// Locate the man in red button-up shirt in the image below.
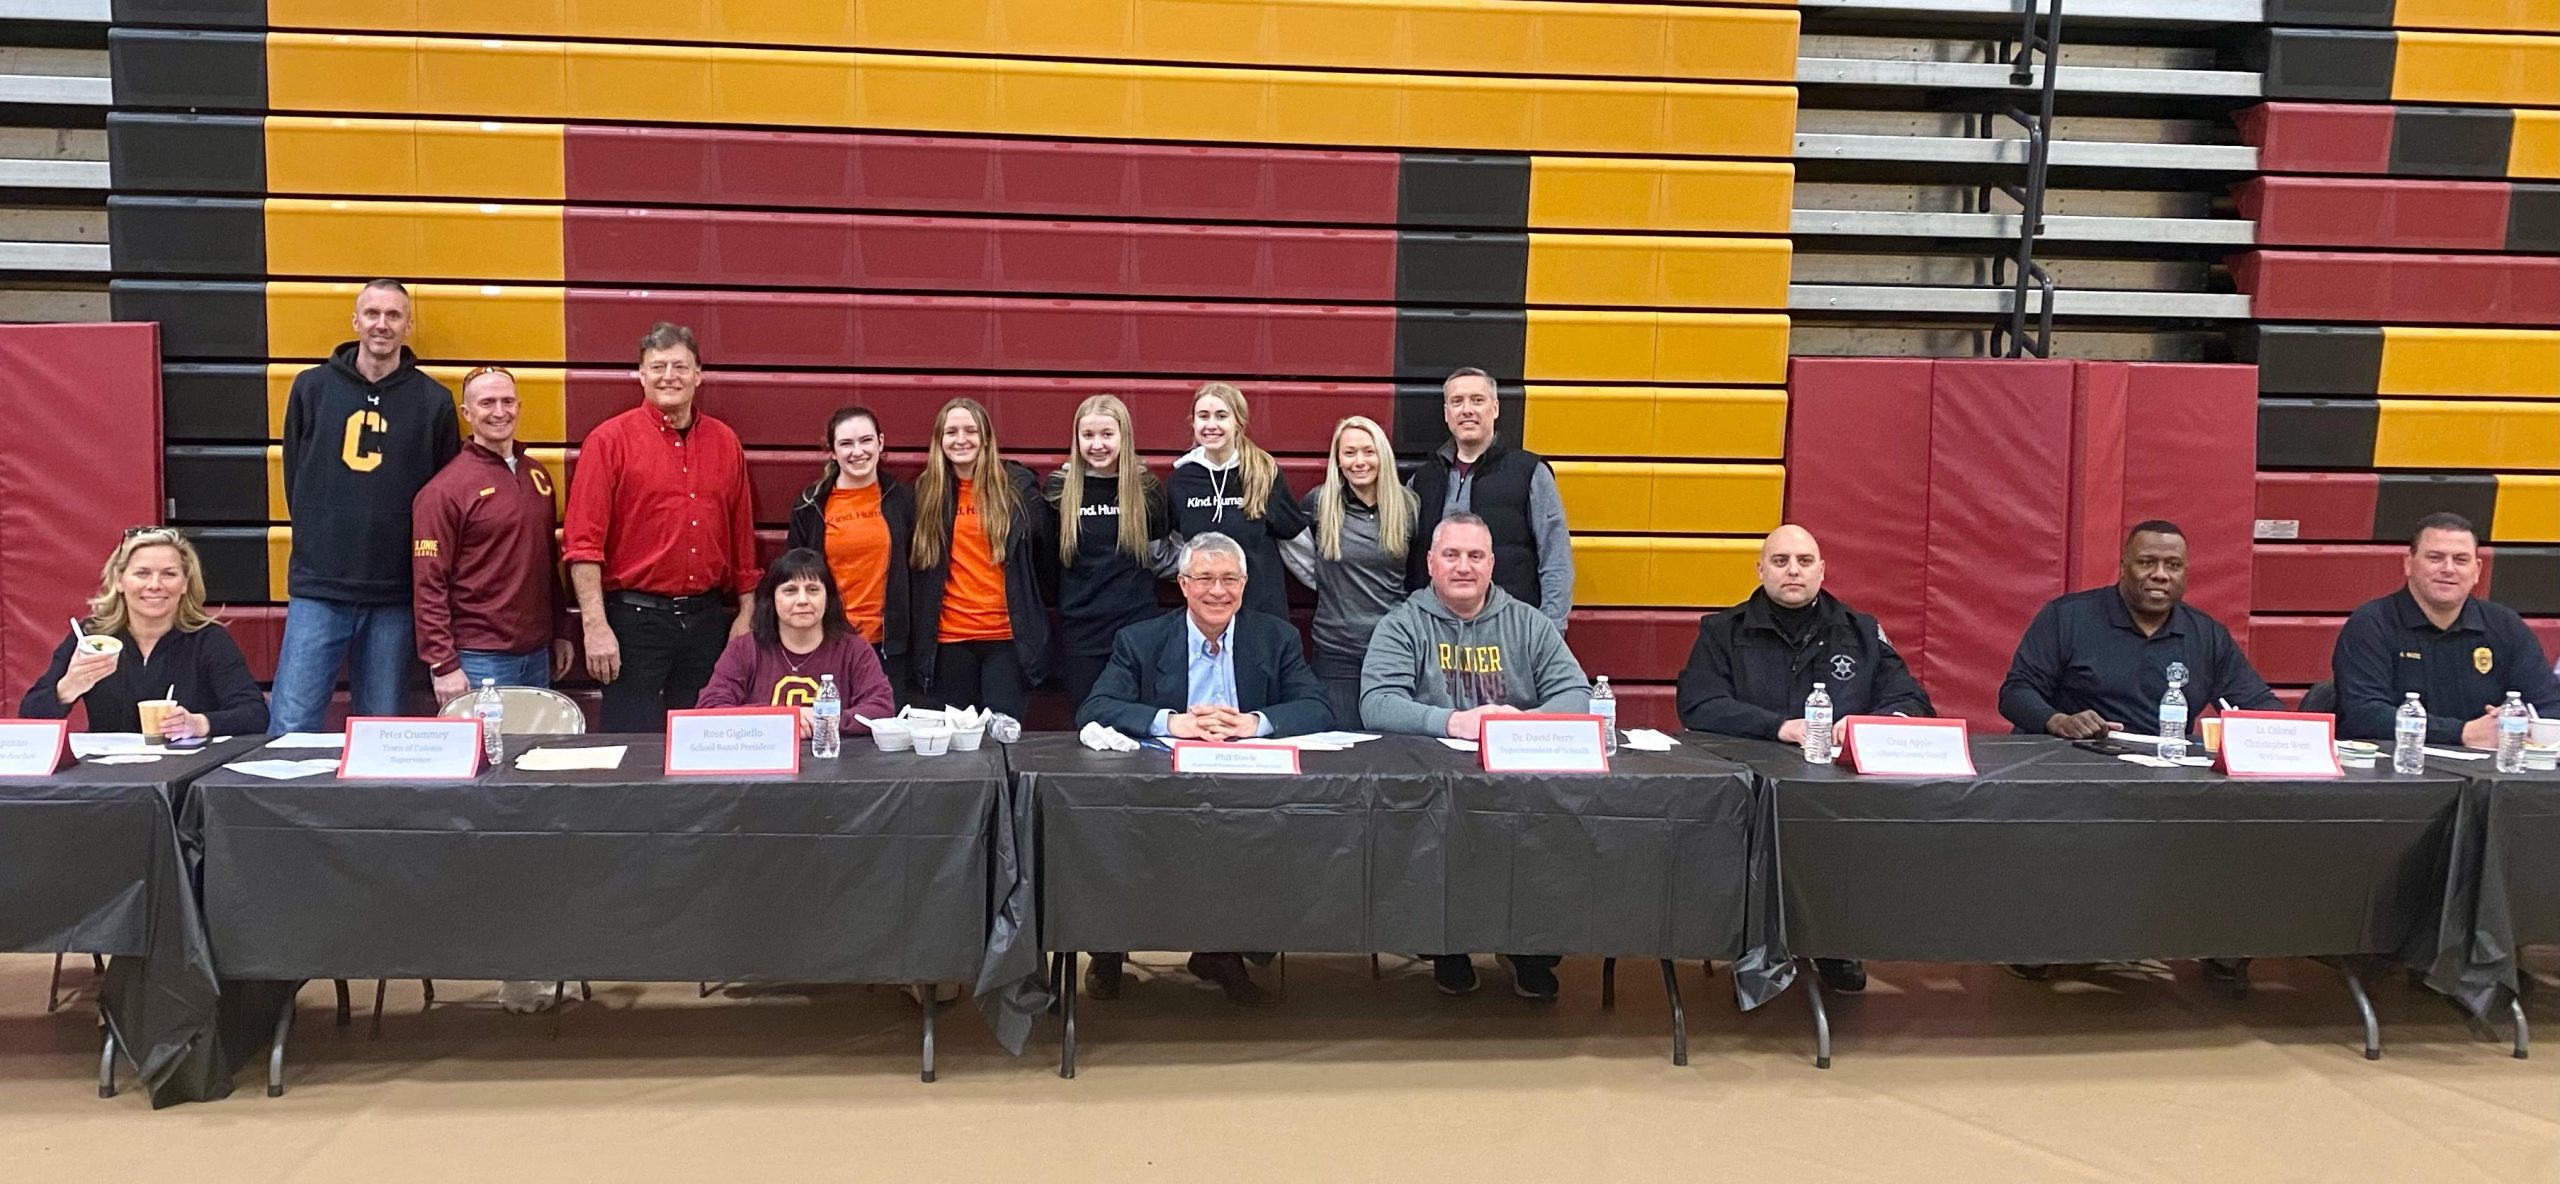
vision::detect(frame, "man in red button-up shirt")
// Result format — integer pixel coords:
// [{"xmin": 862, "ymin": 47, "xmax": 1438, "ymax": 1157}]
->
[{"xmin": 562, "ymin": 322, "xmax": 760, "ymax": 731}]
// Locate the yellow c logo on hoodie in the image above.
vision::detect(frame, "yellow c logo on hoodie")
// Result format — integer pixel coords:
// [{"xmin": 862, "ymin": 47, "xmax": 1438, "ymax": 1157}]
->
[{"xmin": 341, "ymin": 409, "xmax": 387, "ymax": 472}]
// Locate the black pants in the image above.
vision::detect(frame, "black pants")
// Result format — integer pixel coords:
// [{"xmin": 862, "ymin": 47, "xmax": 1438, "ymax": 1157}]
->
[
  {"xmin": 927, "ymin": 639, "xmax": 1029, "ymax": 720},
  {"xmin": 1056, "ymin": 650, "xmax": 1114, "ymax": 716},
  {"xmin": 600, "ymin": 596, "xmax": 731, "ymax": 733}
]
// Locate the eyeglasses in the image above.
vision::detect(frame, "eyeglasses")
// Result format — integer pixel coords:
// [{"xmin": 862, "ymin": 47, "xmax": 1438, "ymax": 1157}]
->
[
  {"xmin": 642, "ymin": 360, "xmax": 699, "ymax": 377},
  {"xmin": 461, "ymin": 364, "xmax": 515, "ymax": 385},
  {"xmin": 1180, "ymin": 574, "xmax": 1245, "ymax": 590},
  {"xmin": 122, "ymin": 525, "xmax": 181, "ymax": 541}
]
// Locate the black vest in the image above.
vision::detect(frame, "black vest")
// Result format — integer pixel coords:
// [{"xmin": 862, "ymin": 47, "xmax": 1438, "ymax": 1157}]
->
[{"xmin": 1407, "ymin": 442, "xmax": 1545, "ymax": 608}]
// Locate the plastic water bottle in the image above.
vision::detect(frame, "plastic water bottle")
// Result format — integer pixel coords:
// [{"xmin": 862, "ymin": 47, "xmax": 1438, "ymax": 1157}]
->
[
  {"xmin": 1802, "ymin": 682, "xmax": 1833, "ymax": 764},
  {"xmin": 985, "ymin": 712, "xmax": 1023, "ymax": 744},
  {"xmin": 2393, "ymin": 693, "xmax": 2428, "ymax": 774},
  {"xmin": 474, "ymin": 679, "xmax": 504, "ymax": 766},
  {"xmin": 2157, "ymin": 677, "xmax": 2189, "ymax": 762},
  {"xmin": 1590, "ymin": 675, "xmax": 1618, "ymax": 755},
  {"xmin": 2496, "ymin": 690, "xmax": 2529, "ymax": 773},
  {"xmin": 812, "ymin": 674, "xmax": 842, "ymax": 759}
]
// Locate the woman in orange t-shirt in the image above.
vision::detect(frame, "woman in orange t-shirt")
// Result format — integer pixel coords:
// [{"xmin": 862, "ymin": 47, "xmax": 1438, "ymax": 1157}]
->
[
  {"xmin": 908, "ymin": 398, "xmax": 1054, "ymax": 719},
  {"xmin": 786, "ymin": 405, "xmax": 916, "ymax": 700}
]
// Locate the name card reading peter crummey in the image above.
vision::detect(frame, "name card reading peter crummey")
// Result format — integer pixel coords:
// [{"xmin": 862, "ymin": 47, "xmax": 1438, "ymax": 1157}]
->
[
  {"xmin": 1837, "ymin": 716, "xmax": 1974, "ymax": 776},
  {"xmin": 2215, "ymin": 710, "xmax": 2343, "ymax": 778},
  {"xmin": 665, "ymin": 708, "xmax": 800, "ymax": 776},
  {"xmin": 338, "ymin": 717, "xmax": 484, "ymax": 780},
  {"xmin": 1170, "ymin": 740, "xmax": 1300, "ymax": 775},
  {"xmin": 0, "ymin": 719, "xmax": 71, "ymax": 777},
  {"xmin": 1478, "ymin": 714, "xmax": 1610, "ymax": 774}
]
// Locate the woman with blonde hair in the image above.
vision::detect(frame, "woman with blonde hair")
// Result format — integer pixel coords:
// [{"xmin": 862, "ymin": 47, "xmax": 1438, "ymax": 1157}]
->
[
  {"xmin": 21, "ymin": 527, "xmax": 268, "ymax": 739},
  {"xmin": 908, "ymin": 398, "xmax": 1053, "ymax": 718},
  {"xmin": 1282, "ymin": 416, "xmax": 1416, "ymax": 727},
  {"xmin": 1044, "ymin": 394, "xmax": 1173, "ymax": 707},
  {"xmin": 1168, "ymin": 382, "xmax": 1306, "ymax": 620}
]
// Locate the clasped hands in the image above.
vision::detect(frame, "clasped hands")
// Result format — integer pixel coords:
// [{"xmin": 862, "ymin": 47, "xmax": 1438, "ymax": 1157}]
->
[{"xmin": 1166, "ymin": 704, "xmax": 1261, "ymax": 741}]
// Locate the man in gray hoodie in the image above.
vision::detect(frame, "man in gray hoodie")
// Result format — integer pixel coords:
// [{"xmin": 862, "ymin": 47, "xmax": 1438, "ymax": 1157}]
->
[{"xmin": 1361, "ymin": 512, "xmax": 1591, "ymax": 1000}]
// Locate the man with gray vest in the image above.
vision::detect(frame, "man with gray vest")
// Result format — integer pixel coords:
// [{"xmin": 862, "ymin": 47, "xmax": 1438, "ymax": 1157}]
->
[{"xmin": 1404, "ymin": 367, "xmax": 1574, "ymax": 631}]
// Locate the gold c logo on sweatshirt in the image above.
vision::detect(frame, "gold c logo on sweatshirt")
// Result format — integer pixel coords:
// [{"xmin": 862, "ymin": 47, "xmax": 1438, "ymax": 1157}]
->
[{"xmin": 341, "ymin": 409, "xmax": 387, "ymax": 472}]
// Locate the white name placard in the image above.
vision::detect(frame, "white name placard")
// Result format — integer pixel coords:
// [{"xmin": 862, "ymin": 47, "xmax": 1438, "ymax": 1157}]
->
[
  {"xmin": 338, "ymin": 717, "xmax": 484, "ymax": 780},
  {"xmin": 1171, "ymin": 740, "xmax": 1301, "ymax": 775},
  {"xmin": 1838, "ymin": 716, "xmax": 1974, "ymax": 776},
  {"xmin": 2215, "ymin": 710, "xmax": 2343, "ymax": 778},
  {"xmin": 1478, "ymin": 714, "xmax": 1610, "ymax": 774},
  {"xmin": 665, "ymin": 708, "xmax": 800, "ymax": 776},
  {"xmin": 0, "ymin": 720, "xmax": 70, "ymax": 777}
]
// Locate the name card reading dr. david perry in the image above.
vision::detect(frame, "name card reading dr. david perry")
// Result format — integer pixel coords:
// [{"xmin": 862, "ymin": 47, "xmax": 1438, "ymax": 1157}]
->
[
  {"xmin": 339, "ymin": 717, "xmax": 483, "ymax": 780},
  {"xmin": 1478, "ymin": 714, "xmax": 1610, "ymax": 774},
  {"xmin": 665, "ymin": 709, "xmax": 801, "ymax": 776}
]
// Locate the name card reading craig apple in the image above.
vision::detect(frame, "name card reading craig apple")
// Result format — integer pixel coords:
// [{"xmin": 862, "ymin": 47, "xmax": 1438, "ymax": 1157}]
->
[
  {"xmin": 1478, "ymin": 714, "xmax": 1610, "ymax": 774},
  {"xmin": 1839, "ymin": 716, "xmax": 1973, "ymax": 776},
  {"xmin": 665, "ymin": 709, "xmax": 800, "ymax": 776},
  {"xmin": 339, "ymin": 717, "xmax": 483, "ymax": 780},
  {"xmin": 1170, "ymin": 740, "xmax": 1300, "ymax": 775},
  {"xmin": 2216, "ymin": 710, "xmax": 2343, "ymax": 778},
  {"xmin": 0, "ymin": 720, "xmax": 70, "ymax": 777}
]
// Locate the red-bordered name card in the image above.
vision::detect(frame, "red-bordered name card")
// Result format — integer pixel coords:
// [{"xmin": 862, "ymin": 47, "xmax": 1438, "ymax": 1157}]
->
[
  {"xmin": 665, "ymin": 708, "xmax": 800, "ymax": 776},
  {"xmin": 2215, "ymin": 710, "xmax": 2342, "ymax": 778},
  {"xmin": 1170, "ymin": 740, "xmax": 1300, "ymax": 775},
  {"xmin": 0, "ymin": 720, "xmax": 71, "ymax": 777},
  {"xmin": 1837, "ymin": 716, "xmax": 1973, "ymax": 776},
  {"xmin": 339, "ymin": 716, "xmax": 484, "ymax": 780},
  {"xmin": 1479, "ymin": 713, "xmax": 1609, "ymax": 774}
]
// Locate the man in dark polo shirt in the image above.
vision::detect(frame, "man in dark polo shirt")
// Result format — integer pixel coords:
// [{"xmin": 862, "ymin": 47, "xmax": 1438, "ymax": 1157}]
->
[
  {"xmin": 2332, "ymin": 512, "xmax": 2560, "ymax": 746},
  {"xmin": 1404, "ymin": 367, "xmax": 1574, "ymax": 631},
  {"xmin": 411, "ymin": 365, "xmax": 574, "ymax": 703},
  {"xmin": 1999, "ymin": 520, "xmax": 2279, "ymax": 739},
  {"xmin": 562, "ymin": 322, "xmax": 760, "ymax": 732}
]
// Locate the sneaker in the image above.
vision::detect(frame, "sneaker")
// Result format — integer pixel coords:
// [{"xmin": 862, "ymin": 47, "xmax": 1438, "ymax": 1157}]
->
[
  {"xmin": 1186, "ymin": 953, "xmax": 1278, "ymax": 1007},
  {"xmin": 905, "ymin": 982, "xmax": 962, "ymax": 1007},
  {"xmin": 498, "ymin": 980, "xmax": 556, "ymax": 1014},
  {"xmin": 1085, "ymin": 953, "xmax": 1124, "ymax": 1001},
  {"xmin": 1814, "ymin": 958, "xmax": 1868, "ymax": 993},
  {"xmin": 1432, "ymin": 955, "xmax": 1480, "ymax": 996},
  {"xmin": 1507, "ymin": 956, "xmax": 1561, "ymax": 1001},
  {"xmin": 2003, "ymin": 963, "xmax": 2054, "ymax": 982}
]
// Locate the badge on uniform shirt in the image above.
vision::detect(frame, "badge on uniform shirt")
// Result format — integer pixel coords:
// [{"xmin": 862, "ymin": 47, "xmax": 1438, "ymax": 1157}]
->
[
  {"xmin": 2475, "ymin": 646, "xmax": 2494, "ymax": 674},
  {"xmin": 477, "ymin": 487, "xmax": 496, "ymax": 498},
  {"xmin": 529, "ymin": 469, "xmax": 553, "ymax": 497},
  {"xmin": 2166, "ymin": 661, "xmax": 2189, "ymax": 687},
  {"xmin": 1830, "ymin": 654, "xmax": 1858, "ymax": 681}
]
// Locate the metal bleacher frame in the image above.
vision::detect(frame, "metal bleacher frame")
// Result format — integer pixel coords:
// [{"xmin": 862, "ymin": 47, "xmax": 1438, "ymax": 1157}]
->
[{"xmin": 0, "ymin": 0, "xmax": 109, "ymax": 315}]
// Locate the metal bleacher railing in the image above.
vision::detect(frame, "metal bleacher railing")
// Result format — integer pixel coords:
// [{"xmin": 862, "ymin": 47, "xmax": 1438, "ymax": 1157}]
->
[{"xmin": 0, "ymin": 0, "xmax": 109, "ymax": 318}]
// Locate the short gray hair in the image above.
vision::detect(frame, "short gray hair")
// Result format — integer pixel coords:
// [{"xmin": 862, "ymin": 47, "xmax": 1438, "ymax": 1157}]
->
[
  {"xmin": 1178, "ymin": 532, "xmax": 1248, "ymax": 578},
  {"xmin": 1432, "ymin": 512, "xmax": 1490, "ymax": 549}
]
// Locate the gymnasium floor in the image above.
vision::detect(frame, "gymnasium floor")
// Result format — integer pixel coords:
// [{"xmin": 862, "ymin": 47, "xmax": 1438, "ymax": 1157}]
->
[{"xmin": 1, "ymin": 953, "xmax": 2551, "ymax": 1182}]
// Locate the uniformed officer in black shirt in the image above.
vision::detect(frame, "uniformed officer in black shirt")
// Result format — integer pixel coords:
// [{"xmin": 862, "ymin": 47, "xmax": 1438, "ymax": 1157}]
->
[
  {"xmin": 1677, "ymin": 523, "xmax": 1932, "ymax": 995},
  {"xmin": 1999, "ymin": 520, "xmax": 2278, "ymax": 739},
  {"xmin": 2331, "ymin": 511, "xmax": 2560, "ymax": 746}
]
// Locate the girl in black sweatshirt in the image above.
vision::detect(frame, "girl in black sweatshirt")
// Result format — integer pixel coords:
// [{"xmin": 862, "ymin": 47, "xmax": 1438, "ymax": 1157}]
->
[
  {"xmin": 1168, "ymin": 382, "xmax": 1305, "ymax": 621},
  {"xmin": 1043, "ymin": 394, "xmax": 1174, "ymax": 708}
]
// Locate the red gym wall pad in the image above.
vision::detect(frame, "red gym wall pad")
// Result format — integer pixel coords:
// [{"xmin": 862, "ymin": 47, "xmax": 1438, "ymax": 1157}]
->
[{"xmin": 2230, "ymin": 250, "xmax": 2560, "ymax": 325}]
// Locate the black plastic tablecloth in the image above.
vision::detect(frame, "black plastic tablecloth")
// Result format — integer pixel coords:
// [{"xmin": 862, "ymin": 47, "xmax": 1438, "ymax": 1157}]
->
[
  {"xmin": 1012, "ymin": 735, "xmax": 1762, "ymax": 969},
  {"xmin": 2413, "ymin": 767, "xmax": 2560, "ymax": 1014},
  {"xmin": 0, "ymin": 737, "xmax": 259, "ymax": 1106},
  {"xmin": 184, "ymin": 736, "xmax": 1045, "ymax": 1065},
  {"xmin": 1697, "ymin": 736, "xmax": 2466, "ymax": 967}
]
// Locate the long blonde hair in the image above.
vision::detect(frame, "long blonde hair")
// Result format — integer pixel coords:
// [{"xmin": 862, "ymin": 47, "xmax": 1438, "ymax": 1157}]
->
[
  {"xmin": 1192, "ymin": 382, "xmax": 1278, "ymax": 520},
  {"xmin": 911, "ymin": 398, "xmax": 1020, "ymax": 570},
  {"xmin": 1057, "ymin": 394, "xmax": 1152, "ymax": 565},
  {"xmin": 86, "ymin": 528, "xmax": 217, "ymax": 637},
  {"xmin": 1314, "ymin": 415, "xmax": 1413, "ymax": 562}
]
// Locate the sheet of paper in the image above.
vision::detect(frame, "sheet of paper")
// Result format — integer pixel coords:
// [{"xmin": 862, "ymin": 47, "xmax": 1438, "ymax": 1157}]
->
[
  {"xmin": 85, "ymin": 753, "xmax": 166, "ymax": 765},
  {"xmin": 515, "ymin": 745, "xmax": 627, "ymax": 772},
  {"xmin": 1438, "ymin": 738, "xmax": 1479, "ymax": 752},
  {"xmin": 2422, "ymin": 746, "xmax": 2492, "ymax": 761},
  {"xmin": 2105, "ymin": 731, "xmax": 2171, "ymax": 747},
  {"xmin": 267, "ymin": 732, "xmax": 347, "ymax": 750},
  {"xmin": 69, "ymin": 733, "xmax": 155, "ymax": 757},
  {"xmin": 1261, "ymin": 731, "xmax": 1381, "ymax": 751},
  {"xmin": 2117, "ymin": 753, "xmax": 2177, "ymax": 768},
  {"xmin": 225, "ymin": 758, "xmax": 343, "ymax": 781}
]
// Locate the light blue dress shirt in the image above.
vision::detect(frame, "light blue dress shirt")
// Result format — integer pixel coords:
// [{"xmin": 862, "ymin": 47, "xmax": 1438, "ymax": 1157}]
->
[{"xmin": 1150, "ymin": 614, "xmax": 1273, "ymax": 738}]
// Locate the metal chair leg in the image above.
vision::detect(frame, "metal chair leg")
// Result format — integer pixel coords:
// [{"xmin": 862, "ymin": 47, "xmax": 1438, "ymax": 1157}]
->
[
  {"xmin": 267, "ymin": 992, "xmax": 296, "ymax": 1097},
  {"xmin": 420, "ymin": 980, "xmax": 435, "ymax": 1007},
  {"xmin": 46, "ymin": 951, "xmax": 67, "ymax": 1014},
  {"xmin": 98, "ymin": 1022, "xmax": 117, "ymax": 1099},
  {"xmin": 1659, "ymin": 959, "xmax": 1688, "ymax": 1067},
  {"xmin": 2512, "ymin": 996, "xmax": 2531, "ymax": 1060},
  {"xmin": 921, "ymin": 990, "xmax": 939, "ymax": 1084},
  {"xmin": 369, "ymin": 980, "xmax": 387, "ymax": 1039},
  {"xmin": 1601, "ymin": 957, "xmax": 1617, "ymax": 1009},
  {"xmin": 333, "ymin": 979, "xmax": 352, "ymax": 1027},
  {"xmin": 1805, "ymin": 959, "xmax": 1833, "ymax": 1070},
  {"xmin": 1369, "ymin": 953, "xmax": 1381, "ymax": 980},
  {"xmin": 548, "ymin": 981, "xmax": 568, "ymax": 1040},
  {"xmin": 579, "ymin": 981, "xmax": 593, "ymax": 1001},
  {"xmin": 1275, "ymin": 951, "xmax": 1287, "ymax": 1001},
  {"xmin": 1059, "ymin": 952, "xmax": 1079, "ymax": 1080}
]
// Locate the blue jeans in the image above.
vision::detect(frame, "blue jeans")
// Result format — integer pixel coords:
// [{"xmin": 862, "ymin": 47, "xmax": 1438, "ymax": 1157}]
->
[
  {"xmin": 457, "ymin": 648, "xmax": 551, "ymax": 692},
  {"xmin": 267, "ymin": 598, "xmax": 416, "ymax": 734}
]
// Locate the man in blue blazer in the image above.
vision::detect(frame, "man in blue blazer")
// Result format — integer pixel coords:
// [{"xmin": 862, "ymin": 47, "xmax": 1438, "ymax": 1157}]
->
[{"xmin": 1072, "ymin": 531, "xmax": 1333, "ymax": 1006}]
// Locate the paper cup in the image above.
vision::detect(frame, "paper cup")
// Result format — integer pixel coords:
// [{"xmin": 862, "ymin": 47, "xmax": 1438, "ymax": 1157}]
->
[
  {"xmin": 911, "ymin": 724, "xmax": 953, "ymax": 757},
  {"xmin": 949, "ymin": 725, "xmax": 985, "ymax": 752},
  {"xmin": 137, "ymin": 698, "xmax": 178, "ymax": 744},
  {"xmin": 2530, "ymin": 718, "xmax": 2560, "ymax": 748},
  {"xmin": 870, "ymin": 720, "xmax": 913, "ymax": 753},
  {"xmin": 77, "ymin": 634, "xmax": 123, "ymax": 658},
  {"xmin": 2200, "ymin": 717, "xmax": 2222, "ymax": 754}
]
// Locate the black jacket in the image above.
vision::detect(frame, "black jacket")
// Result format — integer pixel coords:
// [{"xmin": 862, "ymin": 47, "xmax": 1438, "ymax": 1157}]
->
[
  {"xmin": 279, "ymin": 342, "xmax": 461, "ymax": 603},
  {"xmin": 785, "ymin": 468, "xmax": 916, "ymax": 658},
  {"xmin": 1407, "ymin": 439, "xmax": 1551, "ymax": 610},
  {"xmin": 1676, "ymin": 589, "xmax": 1932, "ymax": 739},
  {"xmin": 1168, "ymin": 452, "xmax": 1305, "ymax": 621},
  {"xmin": 908, "ymin": 461, "xmax": 1057, "ymax": 690},
  {"xmin": 1043, "ymin": 466, "xmax": 1174, "ymax": 657},
  {"xmin": 21, "ymin": 623, "xmax": 270, "ymax": 736},
  {"xmin": 1074, "ymin": 608, "xmax": 1332, "ymax": 738}
]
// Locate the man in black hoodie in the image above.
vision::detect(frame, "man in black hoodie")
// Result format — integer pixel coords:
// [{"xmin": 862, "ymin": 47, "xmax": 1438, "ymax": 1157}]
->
[{"xmin": 269, "ymin": 280, "xmax": 462, "ymax": 733}]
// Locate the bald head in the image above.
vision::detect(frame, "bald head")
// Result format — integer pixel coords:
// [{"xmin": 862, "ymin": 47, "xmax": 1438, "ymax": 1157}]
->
[{"xmin": 1758, "ymin": 525, "xmax": 1824, "ymax": 608}]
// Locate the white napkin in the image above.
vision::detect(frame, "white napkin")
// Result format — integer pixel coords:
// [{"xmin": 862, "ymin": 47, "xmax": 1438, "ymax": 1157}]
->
[
  {"xmin": 515, "ymin": 745, "xmax": 627, "ymax": 771},
  {"xmin": 1078, "ymin": 722, "xmax": 1140, "ymax": 752},
  {"xmin": 1621, "ymin": 728, "xmax": 1679, "ymax": 752},
  {"xmin": 267, "ymin": 732, "xmax": 347, "ymax": 750},
  {"xmin": 226, "ymin": 758, "xmax": 342, "ymax": 781},
  {"xmin": 86, "ymin": 753, "xmax": 166, "ymax": 765},
  {"xmin": 70, "ymin": 733, "xmax": 155, "ymax": 757}
]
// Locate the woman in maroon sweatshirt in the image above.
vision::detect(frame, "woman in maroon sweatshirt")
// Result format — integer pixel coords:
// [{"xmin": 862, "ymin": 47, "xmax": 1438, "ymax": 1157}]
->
[{"xmin": 696, "ymin": 549, "xmax": 895, "ymax": 733}]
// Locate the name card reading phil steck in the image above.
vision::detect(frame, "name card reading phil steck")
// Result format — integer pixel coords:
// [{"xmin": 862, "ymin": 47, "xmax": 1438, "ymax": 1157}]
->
[
  {"xmin": 1171, "ymin": 740, "xmax": 1300, "ymax": 775},
  {"xmin": 665, "ymin": 708, "xmax": 801, "ymax": 776},
  {"xmin": 1478, "ymin": 714, "xmax": 1610, "ymax": 774},
  {"xmin": 2216, "ymin": 710, "xmax": 2344, "ymax": 778},
  {"xmin": 0, "ymin": 720, "xmax": 70, "ymax": 777},
  {"xmin": 338, "ymin": 717, "xmax": 483, "ymax": 780},
  {"xmin": 1839, "ymin": 716, "xmax": 1974, "ymax": 776}
]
